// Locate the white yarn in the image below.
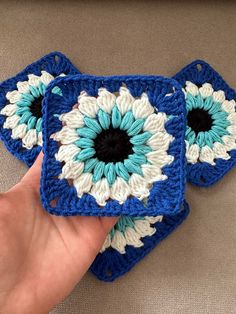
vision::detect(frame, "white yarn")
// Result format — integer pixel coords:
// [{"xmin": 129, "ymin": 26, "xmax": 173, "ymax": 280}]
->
[
  {"xmin": 22, "ymin": 129, "xmax": 38, "ymax": 149},
  {"xmin": 55, "ymin": 144, "xmax": 80, "ymax": 163},
  {"xmin": 59, "ymin": 161, "xmax": 84, "ymax": 180},
  {"xmin": 73, "ymin": 173, "xmax": 93, "ymax": 197},
  {"xmin": 11, "ymin": 123, "xmax": 27, "ymax": 139},
  {"xmin": 0, "ymin": 104, "xmax": 17, "ymax": 116},
  {"xmin": 60, "ymin": 109, "xmax": 84, "ymax": 128},
  {"xmin": 116, "ymin": 87, "xmax": 134, "ymax": 115},
  {"xmin": 132, "ymin": 93, "xmax": 154, "ymax": 119},
  {"xmin": 143, "ymin": 112, "xmax": 167, "ymax": 133},
  {"xmin": 97, "ymin": 88, "xmax": 116, "ymax": 114}
]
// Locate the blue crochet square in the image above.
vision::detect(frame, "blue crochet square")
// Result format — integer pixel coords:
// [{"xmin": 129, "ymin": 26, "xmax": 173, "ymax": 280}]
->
[
  {"xmin": 0, "ymin": 52, "xmax": 80, "ymax": 166},
  {"xmin": 41, "ymin": 74, "xmax": 186, "ymax": 217},
  {"xmin": 90, "ymin": 201, "xmax": 189, "ymax": 281},
  {"xmin": 173, "ymin": 60, "xmax": 236, "ymax": 187}
]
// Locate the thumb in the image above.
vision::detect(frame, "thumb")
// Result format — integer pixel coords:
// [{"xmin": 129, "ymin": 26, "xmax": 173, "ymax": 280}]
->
[{"xmin": 20, "ymin": 152, "xmax": 43, "ymax": 192}]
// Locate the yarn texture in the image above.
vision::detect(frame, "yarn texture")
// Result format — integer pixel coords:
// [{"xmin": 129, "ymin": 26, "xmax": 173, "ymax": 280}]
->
[
  {"xmin": 41, "ymin": 75, "xmax": 186, "ymax": 217},
  {"xmin": 173, "ymin": 60, "xmax": 236, "ymax": 187},
  {"xmin": 0, "ymin": 52, "xmax": 80, "ymax": 166},
  {"xmin": 90, "ymin": 200, "xmax": 190, "ymax": 281}
]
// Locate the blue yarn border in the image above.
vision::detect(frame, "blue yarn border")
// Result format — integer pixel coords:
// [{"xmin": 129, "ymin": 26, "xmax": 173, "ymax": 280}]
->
[
  {"xmin": 173, "ymin": 59, "xmax": 236, "ymax": 187},
  {"xmin": 0, "ymin": 51, "xmax": 81, "ymax": 167},
  {"xmin": 41, "ymin": 74, "xmax": 186, "ymax": 217},
  {"xmin": 90, "ymin": 200, "xmax": 190, "ymax": 282}
]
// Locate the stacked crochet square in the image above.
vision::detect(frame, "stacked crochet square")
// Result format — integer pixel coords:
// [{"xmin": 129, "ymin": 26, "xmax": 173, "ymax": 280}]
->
[
  {"xmin": 174, "ymin": 60, "xmax": 236, "ymax": 186},
  {"xmin": 0, "ymin": 52, "xmax": 80, "ymax": 166}
]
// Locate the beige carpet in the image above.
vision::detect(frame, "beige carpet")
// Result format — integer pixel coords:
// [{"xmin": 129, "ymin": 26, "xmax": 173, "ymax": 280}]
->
[{"xmin": 0, "ymin": 1, "xmax": 236, "ymax": 313}]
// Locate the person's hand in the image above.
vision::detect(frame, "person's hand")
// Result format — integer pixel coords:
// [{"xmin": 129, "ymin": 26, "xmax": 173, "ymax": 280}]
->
[{"xmin": 0, "ymin": 153, "xmax": 118, "ymax": 314}]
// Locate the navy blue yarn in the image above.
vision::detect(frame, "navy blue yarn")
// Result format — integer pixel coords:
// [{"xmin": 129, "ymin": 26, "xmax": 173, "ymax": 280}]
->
[
  {"xmin": 0, "ymin": 51, "xmax": 81, "ymax": 167},
  {"xmin": 90, "ymin": 200, "xmax": 190, "ymax": 282},
  {"xmin": 41, "ymin": 74, "xmax": 187, "ymax": 217},
  {"xmin": 173, "ymin": 60, "xmax": 236, "ymax": 187}
]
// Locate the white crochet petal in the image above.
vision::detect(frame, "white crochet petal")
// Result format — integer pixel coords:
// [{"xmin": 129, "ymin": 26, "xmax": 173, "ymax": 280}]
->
[
  {"xmin": 97, "ymin": 88, "xmax": 116, "ymax": 114},
  {"xmin": 73, "ymin": 173, "xmax": 93, "ymax": 197},
  {"xmin": 116, "ymin": 87, "xmax": 134, "ymax": 115},
  {"xmin": 59, "ymin": 161, "xmax": 84, "ymax": 180},
  {"xmin": 22, "ymin": 129, "xmax": 38, "ymax": 149},
  {"xmin": 0, "ymin": 104, "xmax": 17, "ymax": 116},
  {"xmin": 40, "ymin": 71, "xmax": 54, "ymax": 85},
  {"xmin": 3, "ymin": 115, "xmax": 20, "ymax": 129},
  {"xmin": 227, "ymin": 112, "xmax": 236, "ymax": 124},
  {"xmin": 90, "ymin": 178, "xmax": 110, "ymax": 206},
  {"xmin": 78, "ymin": 93, "xmax": 99, "ymax": 118},
  {"xmin": 212, "ymin": 142, "xmax": 230, "ymax": 160},
  {"xmin": 129, "ymin": 173, "xmax": 150, "ymax": 200},
  {"xmin": 186, "ymin": 143, "xmax": 200, "ymax": 164},
  {"xmin": 11, "ymin": 123, "xmax": 27, "ymax": 139},
  {"xmin": 55, "ymin": 144, "xmax": 80, "ymax": 162},
  {"xmin": 199, "ymin": 146, "xmax": 215, "ymax": 165},
  {"xmin": 213, "ymin": 90, "xmax": 225, "ymax": 103},
  {"xmin": 227, "ymin": 125, "xmax": 236, "ymax": 136},
  {"xmin": 28, "ymin": 74, "xmax": 41, "ymax": 87},
  {"xmin": 221, "ymin": 100, "xmax": 236, "ymax": 113},
  {"xmin": 6, "ymin": 90, "xmax": 21, "ymax": 103},
  {"xmin": 143, "ymin": 112, "xmax": 167, "ymax": 133},
  {"xmin": 124, "ymin": 227, "xmax": 143, "ymax": 248},
  {"xmin": 51, "ymin": 126, "xmax": 78, "ymax": 144},
  {"xmin": 145, "ymin": 216, "xmax": 163, "ymax": 224},
  {"xmin": 132, "ymin": 93, "xmax": 154, "ymax": 119},
  {"xmin": 141, "ymin": 164, "xmax": 166, "ymax": 183},
  {"xmin": 199, "ymin": 83, "xmax": 214, "ymax": 98},
  {"xmin": 185, "ymin": 81, "xmax": 199, "ymax": 96},
  {"xmin": 134, "ymin": 219, "xmax": 156, "ymax": 237},
  {"xmin": 146, "ymin": 150, "xmax": 174, "ymax": 168},
  {"xmin": 222, "ymin": 135, "xmax": 236, "ymax": 151},
  {"xmin": 60, "ymin": 109, "xmax": 84, "ymax": 128},
  {"xmin": 16, "ymin": 81, "xmax": 30, "ymax": 94},
  {"xmin": 110, "ymin": 230, "xmax": 127, "ymax": 254},
  {"xmin": 110, "ymin": 177, "xmax": 131, "ymax": 204},
  {"xmin": 146, "ymin": 132, "xmax": 173, "ymax": 150}
]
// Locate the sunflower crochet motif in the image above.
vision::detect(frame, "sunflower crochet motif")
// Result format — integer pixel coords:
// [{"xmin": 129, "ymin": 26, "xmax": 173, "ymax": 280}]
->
[
  {"xmin": 174, "ymin": 60, "xmax": 236, "ymax": 187},
  {"xmin": 0, "ymin": 52, "xmax": 80, "ymax": 166},
  {"xmin": 41, "ymin": 75, "xmax": 186, "ymax": 217},
  {"xmin": 51, "ymin": 87, "xmax": 174, "ymax": 206}
]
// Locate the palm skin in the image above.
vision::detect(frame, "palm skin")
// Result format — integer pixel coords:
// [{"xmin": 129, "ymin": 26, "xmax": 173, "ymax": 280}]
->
[{"xmin": 0, "ymin": 154, "xmax": 118, "ymax": 314}]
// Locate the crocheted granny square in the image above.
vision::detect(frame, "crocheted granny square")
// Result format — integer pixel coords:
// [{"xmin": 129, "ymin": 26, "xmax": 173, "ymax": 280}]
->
[
  {"xmin": 0, "ymin": 51, "xmax": 80, "ymax": 166},
  {"xmin": 41, "ymin": 74, "xmax": 186, "ymax": 217},
  {"xmin": 90, "ymin": 200, "xmax": 189, "ymax": 281},
  {"xmin": 173, "ymin": 60, "xmax": 236, "ymax": 187}
]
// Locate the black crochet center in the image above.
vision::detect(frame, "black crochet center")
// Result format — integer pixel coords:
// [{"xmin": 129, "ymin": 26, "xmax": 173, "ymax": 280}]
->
[
  {"xmin": 94, "ymin": 128, "xmax": 133, "ymax": 162},
  {"xmin": 30, "ymin": 95, "xmax": 43, "ymax": 119},
  {"xmin": 187, "ymin": 108, "xmax": 213, "ymax": 133}
]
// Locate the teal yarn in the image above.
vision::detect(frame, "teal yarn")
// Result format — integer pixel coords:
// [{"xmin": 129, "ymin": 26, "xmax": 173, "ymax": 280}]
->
[
  {"xmin": 130, "ymin": 132, "xmax": 152, "ymax": 145},
  {"xmin": 76, "ymin": 147, "xmax": 95, "ymax": 161},
  {"xmin": 120, "ymin": 111, "xmax": 134, "ymax": 130},
  {"xmin": 127, "ymin": 118, "xmax": 145, "ymax": 136},
  {"xmin": 111, "ymin": 105, "xmax": 122, "ymax": 128},
  {"xmin": 93, "ymin": 161, "xmax": 106, "ymax": 183},
  {"xmin": 104, "ymin": 162, "xmax": 116, "ymax": 185},
  {"xmin": 98, "ymin": 109, "xmax": 110, "ymax": 130},
  {"xmin": 115, "ymin": 161, "xmax": 130, "ymax": 182}
]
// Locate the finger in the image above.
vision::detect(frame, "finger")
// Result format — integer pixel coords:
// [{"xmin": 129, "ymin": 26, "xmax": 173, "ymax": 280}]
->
[{"xmin": 20, "ymin": 152, "xmax": 43, "ymax": 192}]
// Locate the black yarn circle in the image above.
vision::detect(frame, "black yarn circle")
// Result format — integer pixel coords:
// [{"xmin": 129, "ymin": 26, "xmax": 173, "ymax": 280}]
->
[
  {"xmin": 30, "ymin": 95, "xmax": 43, "ymax": 119},
  {"xmin": 187, "ymin": 108, "xmax": 213, "ymax": 133},
  {"xmin": 94, "ymin": 128, "xmax": 133, "ymax": 163}
]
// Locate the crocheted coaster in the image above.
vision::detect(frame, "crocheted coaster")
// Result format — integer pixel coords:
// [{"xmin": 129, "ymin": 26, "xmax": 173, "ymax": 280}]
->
[
  {"xmin": 41, "ymin": 74, "xmax": 186, "ymax": 217},
  {"xmin": 173, "ymin": 60, "xmax": 236, "ymax": 187},
  {"xmin": 90, "ymin": 200, "xmax": 189, "ymax": 282},
  {"xmin": 0, "ymin": 52, "xmax": 80, "ymax": 166}
]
